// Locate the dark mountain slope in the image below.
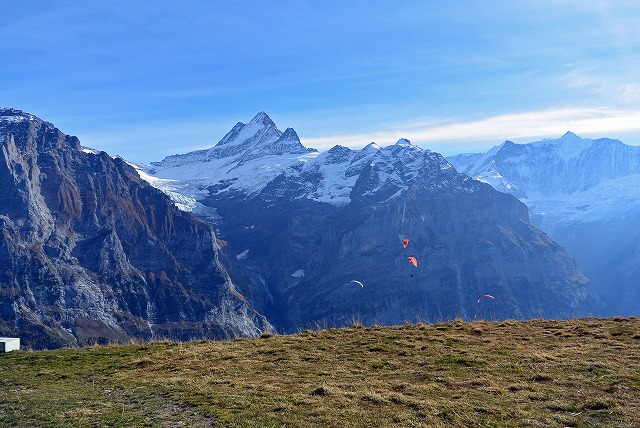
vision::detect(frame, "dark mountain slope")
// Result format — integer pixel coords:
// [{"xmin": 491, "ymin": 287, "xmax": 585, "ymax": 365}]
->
[{"xmin": 203, "ymin": 148, "xmax": 594, "ymax": 330}]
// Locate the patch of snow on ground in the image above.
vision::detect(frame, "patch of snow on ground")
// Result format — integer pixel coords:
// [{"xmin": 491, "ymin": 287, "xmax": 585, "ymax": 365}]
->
[
  {"xmin": 0, "ymin": 115, "xmax": 27, "ymax": 123},
  {"xmin": 135, "ymin": 165, "xmax": 199, "ymax": 212},
  {"xmin": 236, "ymin": 249, "xmax": 249, "ymax": 260},
  {"xmin": 311, "ymin": 159, "xmax": 357, "ymax": 205},
  {"xmin": 475, "ymin": 169, "xmax": 515, "ymax": 192},
  {"xmin": 81, "ymin": 147, "xmax": 99, "ymax": 155},
  {"xmin": 457, "ymin": 142, "xmax": 504, "ymax": 176},
  {"xmin": 291, "ymin": 269, "xmax": 305, "ymax": 278}
]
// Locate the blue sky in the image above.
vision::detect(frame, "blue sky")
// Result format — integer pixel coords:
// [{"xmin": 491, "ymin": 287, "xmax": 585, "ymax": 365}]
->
[{"xmin": 2, "ymin": 1, "xmax": 639, "ymax": 163}]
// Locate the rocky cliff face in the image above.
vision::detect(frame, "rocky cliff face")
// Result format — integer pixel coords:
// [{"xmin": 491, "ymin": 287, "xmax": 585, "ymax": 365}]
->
[
  {"xmin": 0, "ymin": 108, "xmax": 271, "ymax": 349},
  {"xmin": 143, "ymin": 114, "xmax": 598, "ymax": 332}
]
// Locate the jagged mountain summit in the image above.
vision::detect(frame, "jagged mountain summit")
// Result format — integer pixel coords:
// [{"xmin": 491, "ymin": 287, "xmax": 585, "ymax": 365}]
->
[
  {"xmin": 141, "ymin": 113, "xmax": 597, "ymax": 331},
  {"xmin": 154, "ymin": 111, "xmax": 315, "ymax": 170},
  {"xmin": 0, "ymin": 108, "xmax": 272, "ymax": 349},
  {"xmin": 139, "ymin": 112, "xmax": 319, "ymax": 213},
  {"xmin": 447, "ymin": 132, "xmax": 640, "ymax": 315}
]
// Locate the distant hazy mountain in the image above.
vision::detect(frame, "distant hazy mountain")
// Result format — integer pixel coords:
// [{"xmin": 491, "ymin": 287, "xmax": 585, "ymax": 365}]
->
[
  {"xmin": 141, "ymin": 113, "xmax": 597, "ymax": 331},
  {"xmin": 0, "ymin": 108, "xmax": 271, "ymax": 349},
  {"xmin": 448, "ymin": 132, "xmax": 640, "ymax": 315}
]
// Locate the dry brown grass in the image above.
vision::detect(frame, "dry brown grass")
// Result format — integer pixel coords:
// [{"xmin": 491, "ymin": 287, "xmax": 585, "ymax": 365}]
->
[{"xmin": 1, "ymin": 317, "xmax": 639, "ymax": 427}]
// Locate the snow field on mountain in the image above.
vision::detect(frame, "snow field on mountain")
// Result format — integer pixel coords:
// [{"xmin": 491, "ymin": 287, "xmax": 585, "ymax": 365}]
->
[{"xmin": 523, "ymin": 173, "xmax": 640, "ymax": 225}]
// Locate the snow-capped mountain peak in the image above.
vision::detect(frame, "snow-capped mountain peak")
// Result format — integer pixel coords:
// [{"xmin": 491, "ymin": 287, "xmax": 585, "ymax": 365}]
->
[
  {"xmin": 138, "ymin": 114, "xmax": 469, "ymax": 214},
  {"xmin": 216, "ymin": 112, "xmax": 277, "ymax": 146},
  {"xmin": 248, "ymin": 111, "xmax": 276, "ymax": 128},
  {"xmin": 448, "ymin": 132, "xmax": 640, "ymax": 198},
  {"xmin": 149, "ymin": 112, "xmax": 288, "ymax": 170},
  {"xmin": 561, "ymin": 130, "xmax": 579, "ymax": 140},
  {"xmin": 1, "ymin": 107, "xmax": 54, "ymax": 129},
  {"xmin": 363, "ymin": 142, "xmax": 380, "ymax": 152},
  {"xmin": 528, "ymin": 131, "xmax": 594, "ymax": 161},
  {"xmin": 210, "ymin": 112, "xmax": 281, "ymax": 154}
]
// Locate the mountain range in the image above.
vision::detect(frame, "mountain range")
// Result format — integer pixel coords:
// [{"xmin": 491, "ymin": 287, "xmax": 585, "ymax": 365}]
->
[
  {"xmin": 1, "ymin": 109, "xmax": 604, "ymax": 349},
  {"xmin": 140, "ymin": 112, "xmax": 596, "ymax": 332},
  {"xmin": 447, "ymin": 132, "xmax": 640, "ymax": 315}
]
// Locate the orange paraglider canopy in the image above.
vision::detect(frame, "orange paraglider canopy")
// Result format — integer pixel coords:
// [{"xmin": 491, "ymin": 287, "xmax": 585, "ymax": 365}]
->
[
  {"xmin": 402, "ymin": 239, "xmax": 409, "ymax": 248},
  {"xmin": 407, "ymin": 256, "xmax": 418, "ymax": 267}
]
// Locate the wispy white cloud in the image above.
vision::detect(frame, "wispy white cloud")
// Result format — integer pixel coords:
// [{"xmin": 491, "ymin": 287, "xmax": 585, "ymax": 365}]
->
[
  {"xmin": 559, "ymin": 65, "xmax": 640, "ymax": 105},
  {"xmin": 618, "ymin": 84, "xmax": 640, "ymax": 102},
  {"xmin": 302, "ymin": 107, "xmax": 640, "ymax": 151}
]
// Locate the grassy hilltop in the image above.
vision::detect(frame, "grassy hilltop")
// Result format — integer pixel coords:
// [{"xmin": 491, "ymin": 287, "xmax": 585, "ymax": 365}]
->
[{"xmin": 1, "ymin": 317, "xmax": 639, "ymax": 427}]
